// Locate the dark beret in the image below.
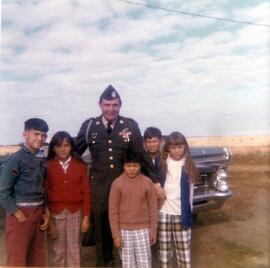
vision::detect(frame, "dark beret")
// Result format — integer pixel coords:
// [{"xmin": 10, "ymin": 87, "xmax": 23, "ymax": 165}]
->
[{"xmin": 24, "ymin": 118, "xmax": 49, "ymax": 132}]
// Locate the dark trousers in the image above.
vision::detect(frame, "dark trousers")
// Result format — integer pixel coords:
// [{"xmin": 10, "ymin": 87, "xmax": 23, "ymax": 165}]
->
[
  {"xmin": 92, "ymin": 206, "xmax": 114, "ymax": 267},
  {"xmin": 5, "ymin": 206, "xmax": 45, "ymax": 267}
]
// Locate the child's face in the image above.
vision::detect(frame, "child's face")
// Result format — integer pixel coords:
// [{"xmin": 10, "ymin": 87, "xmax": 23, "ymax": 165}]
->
[
  {"xmin": 54, "ymin": 138, "xmax": 72, "ymax": 161},
  {"xmin": 123, "ymin": 162, "xmax": 141, "ymax": 178},
  {"xmin": 168, "ymin": 144, "xmax": 186, "ymax": 161},
  {"xmin": 23, "ymin": 129, "xmax": 47, "ymax": 153},
  {"xmin": 144, "ymin": 137, "xmax": 161, "ymax": 156}
]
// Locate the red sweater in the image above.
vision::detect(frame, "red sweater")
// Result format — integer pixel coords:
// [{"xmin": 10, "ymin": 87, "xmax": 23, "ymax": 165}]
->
[
  {"xmin": 46, "ymin": 158, "xmax": 90, "ymax": 216},
  {"xmin": 109, "ymin": 173, "xmax": 158, "ymax": 239}
]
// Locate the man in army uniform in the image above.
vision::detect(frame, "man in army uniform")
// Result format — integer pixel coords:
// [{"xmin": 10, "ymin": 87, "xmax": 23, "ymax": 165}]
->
[{"xmin": 76, "ymin": 85, "xmax": 162, "ymax": 267}]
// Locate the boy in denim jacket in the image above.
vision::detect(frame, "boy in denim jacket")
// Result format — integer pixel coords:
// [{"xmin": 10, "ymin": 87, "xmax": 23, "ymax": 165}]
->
[{"xmin": 0, "ymin": 118, "xmax": 50, "ymax": 267}]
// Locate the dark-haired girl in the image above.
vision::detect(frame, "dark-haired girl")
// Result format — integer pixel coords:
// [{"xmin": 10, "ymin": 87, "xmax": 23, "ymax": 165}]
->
[
  {"xmin": 158, "ymin": 132, "xmax": 198, "ymax": 268},
  {"xmin": 46, "ymin": 131, "xmax": 90, "ymax": 267}
]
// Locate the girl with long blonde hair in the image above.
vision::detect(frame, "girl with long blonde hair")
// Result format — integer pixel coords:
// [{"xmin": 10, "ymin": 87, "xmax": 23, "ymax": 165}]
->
[{"xmin": 158, "ymin": 131, "xmax": 198, "ymax": 268}]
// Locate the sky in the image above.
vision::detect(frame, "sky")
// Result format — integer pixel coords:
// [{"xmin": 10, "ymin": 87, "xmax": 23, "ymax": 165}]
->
[{"xmin": 1, "ymin": 0, "xmax": 269, "ymax": 145}]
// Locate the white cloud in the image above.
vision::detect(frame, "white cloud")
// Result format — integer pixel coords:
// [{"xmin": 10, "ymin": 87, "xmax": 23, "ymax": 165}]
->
[
  {"xmin": 1, "ymin": 0, "xmax": 269, "ymax": 144},
  {"xmin": 232, "ymin": 2, "xmax": 270, "ymax": 25}
]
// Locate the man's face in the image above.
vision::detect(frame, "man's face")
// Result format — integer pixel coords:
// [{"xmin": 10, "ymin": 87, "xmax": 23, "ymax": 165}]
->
[
  {"xmin": 144, "ymin": 137, "xmax": 161, "ymax": 156},
  {"xmin": 23, "ymin": 129, "xmax": 47, "ymax": 153},
  {"xmin": 123, "ymin": 162, "xmax": 141, "ymax": 178},
  {"xmin": 99, "ymin": 98, "xmax": 121, "ymax": 121}
]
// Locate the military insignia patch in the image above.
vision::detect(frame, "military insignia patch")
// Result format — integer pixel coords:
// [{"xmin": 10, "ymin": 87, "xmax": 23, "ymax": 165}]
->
[
  {"xmin": 111, "ymin": 91, "xmax": 116, "ymax": 98},
  {"xmin": 119, "ymin": 128, "xmax": 132, "ymax": 142}
]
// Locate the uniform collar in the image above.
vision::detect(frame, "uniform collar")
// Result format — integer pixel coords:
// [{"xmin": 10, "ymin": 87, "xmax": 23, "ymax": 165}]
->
[{"xmin": 101, "ymin": 116, "xmax": 118, "ymax": 128}]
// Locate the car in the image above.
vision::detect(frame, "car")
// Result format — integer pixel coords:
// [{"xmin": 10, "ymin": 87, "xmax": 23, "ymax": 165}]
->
[
  {"xmin": 0, "ymin": 144, "xmax": 232, "ymax": 214},
  {"xmin": 190, "ymin": 146, "xmax": 232, "ymax": 212}
]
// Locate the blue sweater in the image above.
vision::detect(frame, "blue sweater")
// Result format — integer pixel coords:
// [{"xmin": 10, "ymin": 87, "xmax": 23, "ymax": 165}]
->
[{"xmin": 160, "ymin": 169, "xmax": 193, "ymax": 228}]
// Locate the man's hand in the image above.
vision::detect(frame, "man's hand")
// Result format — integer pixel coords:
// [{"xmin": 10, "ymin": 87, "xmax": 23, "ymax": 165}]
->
[
  {"xmin": 114, "ymin": 237, "xmax": 122, "ymax": 248},
  {"xmin": 81, "ymin": 216, "xmax": 90, "ymax": 233},
  {"xmin": 40, "ymin": 208, "xmax": 50, "ymax": 231},
  {"xmin": 14, "ymin": 209, "xmax": 27, "ymax": 222}
]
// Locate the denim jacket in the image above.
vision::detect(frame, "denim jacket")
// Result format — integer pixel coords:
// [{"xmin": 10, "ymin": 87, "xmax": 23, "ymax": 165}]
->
[
  {"xmin": 0, "ymin": 144, "xmax": 46, "ymax": 214},
  {"xmin": 160, "ymin": 169, "xmax": 193, "ymax": 228}
]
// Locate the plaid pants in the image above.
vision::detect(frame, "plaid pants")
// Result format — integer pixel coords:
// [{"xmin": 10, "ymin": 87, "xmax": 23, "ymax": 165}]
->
[
  {"xmin": 120, "ymin": 228, "xmax": 152, "ymax": 268},
  {"xmin": 48, "ymin": 209, "xmax": 82, "ymax": 267},
  {"xmin": 158, "ymin": 213, "xmax": 191, "ymax": 268}
]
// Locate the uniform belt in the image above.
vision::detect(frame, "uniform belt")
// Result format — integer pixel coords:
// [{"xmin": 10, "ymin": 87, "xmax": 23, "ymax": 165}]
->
[{"xmin": 17, "ymin": 201, "xmax": 44, "ymax": 207}]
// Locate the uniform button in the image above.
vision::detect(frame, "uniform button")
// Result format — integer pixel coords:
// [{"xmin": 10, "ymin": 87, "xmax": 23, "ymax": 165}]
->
[
  {"xmin": 110, "ymin": 164, "xmax": 114, "ymax": 168},
  {"xmin": 108, "ymin": 140, "xmax": 112, "ymax": 144},
  {"xmin": 64, "ymin": 180, "xmax": 67, "ymax": 183},
  {"xmin": 64, "ymin": 192, "xmax": 67, "ymax": 195},
  {"xmin": 109, "ymin": 156, "xmax": 113, "ymax": 160},
  {"xmin": 109, "ymin": 148, "xmax": 112, "ymax": 152}
]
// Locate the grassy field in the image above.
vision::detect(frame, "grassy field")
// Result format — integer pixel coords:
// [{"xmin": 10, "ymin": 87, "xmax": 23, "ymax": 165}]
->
[
  {"xmin": 191, "ymin": 150, "xmax": 269, "ymax": 268},
  {"xmin": 0, "ymin": 138, "xmax": 269, "ymax": 267}
]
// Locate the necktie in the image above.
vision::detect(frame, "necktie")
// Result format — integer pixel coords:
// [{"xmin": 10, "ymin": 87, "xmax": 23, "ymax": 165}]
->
[{"xmin": 106, "ymin": 121, "xmax": 113, "ymax": 135}]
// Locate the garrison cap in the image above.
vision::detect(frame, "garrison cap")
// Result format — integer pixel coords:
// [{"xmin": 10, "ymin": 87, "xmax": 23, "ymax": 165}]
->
[
  {"xmin": 99, "ymin": 84, "xmax": 121, "ymax": 103},
  {"xmin": 24, "ymin": 118, "xmax": 49, "ymax": 132}
]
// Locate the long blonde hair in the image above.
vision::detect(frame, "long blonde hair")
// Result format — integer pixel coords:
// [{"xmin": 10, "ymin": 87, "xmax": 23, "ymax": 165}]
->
[{"xmin": 161, "ymin": 131, "xmax": 198, "ymax": 182}]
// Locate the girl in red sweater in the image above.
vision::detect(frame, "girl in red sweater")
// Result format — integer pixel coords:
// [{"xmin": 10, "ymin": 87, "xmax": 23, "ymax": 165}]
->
[{"xmin": 46, "ymin": 131, "xmax": 90, "ymax": 267}]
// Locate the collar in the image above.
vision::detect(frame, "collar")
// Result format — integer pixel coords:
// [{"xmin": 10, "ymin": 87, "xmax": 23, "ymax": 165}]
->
[
  {"xmin": 167, "ymin": 155, "xmax": 185, "ymax": 166},
  {"xmin": 124, "ymin": 172, "xmax": 143, "ymax": 181},
  {"xmin": 57, "ymin": 156, "xmax": 72, "ymax": 174},
  {"xmin": 22, "ymin": 143, "xmax": 45, "ymax": 157},
  {"xmin": 101, "ymin": 116, "xmax": 118, "ymax": 128},
  {"xmin": 57, "ymin": 156, "xmax": 72, "ymax": 165}
]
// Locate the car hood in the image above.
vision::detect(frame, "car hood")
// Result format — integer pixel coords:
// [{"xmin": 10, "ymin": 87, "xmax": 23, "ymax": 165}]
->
[{"xmin": 191, "ymin": 146, "xmax": 231, "ymax": 168}]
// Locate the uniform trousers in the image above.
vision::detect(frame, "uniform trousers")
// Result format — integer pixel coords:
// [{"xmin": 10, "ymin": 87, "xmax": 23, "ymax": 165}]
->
[
  {"xmin": 120, "ymin": 228, "xmax": 152, "ymax": 268},
  {"xmin": 92, "ymin": 206, "xmax": 114, "ymax": 267},
  {"xmin": 48, "ymin": 208, "xmax": 81, "ymax": 267},
  {"xmin": 5, "ymin": 206, "xmax": 45, "ymax": 267},
  {"xmin": 158, "ymin": 213, "xmax": 191, "ymax": 268}
]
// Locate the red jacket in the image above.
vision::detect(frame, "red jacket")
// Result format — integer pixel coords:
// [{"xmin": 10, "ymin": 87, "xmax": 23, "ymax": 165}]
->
[{"xmin": 46, "ymin": 158, "xmax": 90, "ymax": 216}]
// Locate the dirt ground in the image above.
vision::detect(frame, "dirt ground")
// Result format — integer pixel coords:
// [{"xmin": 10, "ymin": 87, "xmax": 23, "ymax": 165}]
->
[{"xmin": 0, "ymin": 151, "xmax": 269, "ymax": 267}]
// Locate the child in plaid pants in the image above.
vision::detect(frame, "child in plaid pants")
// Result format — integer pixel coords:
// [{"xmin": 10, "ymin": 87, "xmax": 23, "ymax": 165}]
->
[
  {"xmin": 158, "ymin": 132, "xmax": 198, "ymax": 268},
  {"xmin": 109, "ymin": 151, "xmax": 158, "ymax": 268},
  {"xmin": 46, "ymin": 131, "xmax": 90, "ymax": 267}
]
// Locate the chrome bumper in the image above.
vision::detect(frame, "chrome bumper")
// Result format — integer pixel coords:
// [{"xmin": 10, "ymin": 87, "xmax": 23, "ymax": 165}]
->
[{"xmin": 193, "ymin": 190, "xmax": 232, "ymax": 213}]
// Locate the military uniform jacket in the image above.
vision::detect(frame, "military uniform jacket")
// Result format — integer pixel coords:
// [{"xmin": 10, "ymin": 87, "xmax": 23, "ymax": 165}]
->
[{"xmin": 76, "ymin": 115, "xmax": 158, "ymax": 206}]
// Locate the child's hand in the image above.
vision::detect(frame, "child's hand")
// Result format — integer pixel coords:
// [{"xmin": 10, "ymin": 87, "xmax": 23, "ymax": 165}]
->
[
  {"xmin": 81, "ymin": 216, "xmax": 90, "ymax": 233},
  {"xmin": 14, "ymin": 209, "xmax": 27, "ymax": 222},
  {"xmin": 114, "ymin": 237, "xmax": 122, "ymax": 248},
  {"xmin": 150, "ymin": 234, "xmax": 157, "ymax": 245},
  {"xmin": 158, "ymin": 198, "xmax": 165, "ymax": 209},
  {"xmin": 154, "ymin": 183, "xmax": 166, "ymax": 200},
  {"xmin": 40, "ymin": 208, "xmax": 50, "ymax": 231}
]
